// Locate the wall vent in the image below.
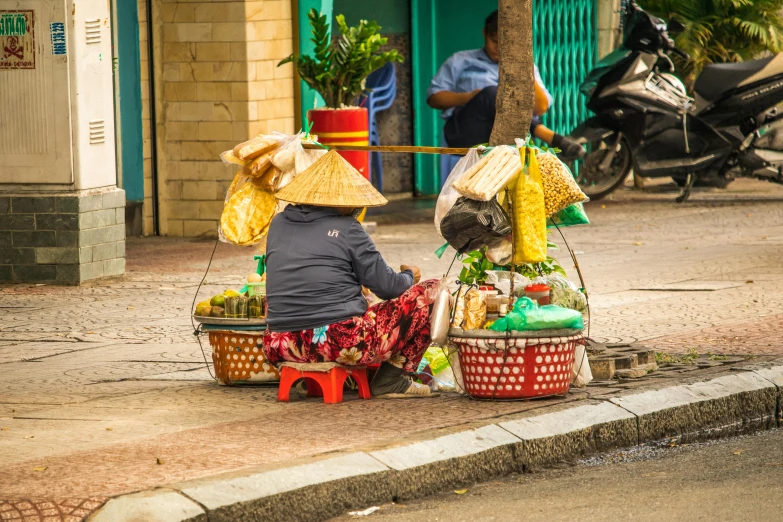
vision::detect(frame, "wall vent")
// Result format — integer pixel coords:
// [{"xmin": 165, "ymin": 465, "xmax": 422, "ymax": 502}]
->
[
  {"xmin": 89, "ymin": 119, "xmax": 105, "ymax": 144},
  {"xmin": 85, "ymin": 19, "xmax": 101, "ymax": 44}
]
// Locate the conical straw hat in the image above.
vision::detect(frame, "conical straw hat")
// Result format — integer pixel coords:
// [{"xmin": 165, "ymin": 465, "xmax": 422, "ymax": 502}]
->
[{"xmin": 276, "ymin": 149, "xmax": 388, "ymax": 208}]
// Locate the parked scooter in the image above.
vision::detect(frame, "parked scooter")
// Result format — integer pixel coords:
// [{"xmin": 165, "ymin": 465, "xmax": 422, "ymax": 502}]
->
[{"xmin": 570, "ymin": 1, "xmax": 783, "ymax": 201}]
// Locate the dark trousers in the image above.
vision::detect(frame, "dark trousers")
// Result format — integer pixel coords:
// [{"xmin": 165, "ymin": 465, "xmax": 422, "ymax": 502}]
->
[{"xmin": 443, "ymin": 85, "xmax": 541, "ymax": 148}]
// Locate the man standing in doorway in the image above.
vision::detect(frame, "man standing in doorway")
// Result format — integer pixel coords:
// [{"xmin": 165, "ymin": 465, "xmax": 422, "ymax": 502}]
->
[{"xmin": 427, "ymin": 10, "xmax": 585, "ymax": 160}]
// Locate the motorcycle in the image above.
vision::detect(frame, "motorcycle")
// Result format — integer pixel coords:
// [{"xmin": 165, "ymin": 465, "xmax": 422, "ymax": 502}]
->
[{"xmin": 570, "ymin": 1, "xmax": 783, "ymax": 201}]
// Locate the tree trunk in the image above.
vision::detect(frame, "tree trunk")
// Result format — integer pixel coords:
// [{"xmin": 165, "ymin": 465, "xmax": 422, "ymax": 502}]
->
[{"xmin": 489, "ymin": 0, "xmax": 535, "ymax": 147}]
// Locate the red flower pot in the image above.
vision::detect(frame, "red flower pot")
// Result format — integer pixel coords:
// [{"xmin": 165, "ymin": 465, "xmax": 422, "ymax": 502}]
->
[{"xmin": 307, "ymin": 107, "xmax": 370, "ymax": 181}]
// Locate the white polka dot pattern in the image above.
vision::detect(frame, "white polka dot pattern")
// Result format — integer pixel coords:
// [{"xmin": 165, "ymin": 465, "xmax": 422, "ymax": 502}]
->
[{"xmin": 452, "ymin": 335, "xmax": 582, "ymax": 399}]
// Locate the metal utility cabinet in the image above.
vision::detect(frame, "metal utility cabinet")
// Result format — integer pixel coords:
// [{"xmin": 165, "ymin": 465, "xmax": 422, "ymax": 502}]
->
[{"xmin": 0, "ymin": 0, "xmax": 126, "ymax": 284}]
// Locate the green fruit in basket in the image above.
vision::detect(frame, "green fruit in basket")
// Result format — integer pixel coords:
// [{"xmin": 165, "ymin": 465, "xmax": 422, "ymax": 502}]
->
[
  {"xmin": 210, "ymin": 306, "xmax": 225, "ymax": 318},
  {"xmin": 195, "ymin": 303, "xmax": 212, "ymax": 317},
  {"xmin": 223, "ymin": 289, "xmax": 241, "ymax": 298},
  {"xmin": 210, "ymin": 294, "xmax": 226, "ymax": 307}
]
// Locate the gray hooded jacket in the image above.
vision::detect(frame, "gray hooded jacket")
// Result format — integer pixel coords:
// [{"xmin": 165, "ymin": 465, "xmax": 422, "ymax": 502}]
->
[{"xmin": 265, "ymin": 205, "xmax": 414, "ymax": 332}]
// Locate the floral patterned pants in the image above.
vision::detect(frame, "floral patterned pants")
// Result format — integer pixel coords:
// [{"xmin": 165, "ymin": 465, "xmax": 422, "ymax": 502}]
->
[{"xmin": 262, "ymin": 280, "xmax": 438, "ymax": 373}]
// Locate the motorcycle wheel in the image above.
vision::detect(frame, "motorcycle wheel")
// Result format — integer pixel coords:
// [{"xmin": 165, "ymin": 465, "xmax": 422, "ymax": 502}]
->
[{"xmin": 573, "ymin": 135, "xmax": 632, "ymax": 200}]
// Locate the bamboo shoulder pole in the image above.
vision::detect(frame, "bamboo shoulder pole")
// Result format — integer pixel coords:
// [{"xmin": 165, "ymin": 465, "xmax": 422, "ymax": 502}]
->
[{"xmin": 300, "ymin": 143, "xmax": 474, "ymax": 156}]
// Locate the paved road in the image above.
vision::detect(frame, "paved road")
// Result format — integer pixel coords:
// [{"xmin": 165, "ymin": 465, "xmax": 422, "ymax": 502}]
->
[{"xmin": 339, "ymin": 429, "xmax": 783, "ymax": 522}]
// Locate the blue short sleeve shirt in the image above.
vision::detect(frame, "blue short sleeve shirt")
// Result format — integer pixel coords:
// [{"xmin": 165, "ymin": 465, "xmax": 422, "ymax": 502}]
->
[{"xmin": 427, "ymin": 48, "xmax": 552, "ymax": 119}]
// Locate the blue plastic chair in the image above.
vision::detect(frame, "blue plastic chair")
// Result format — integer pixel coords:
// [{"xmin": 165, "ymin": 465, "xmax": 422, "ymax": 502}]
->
[{"xmin": 361, "ymin": 63, "xmax": 397, "ymax": 191}]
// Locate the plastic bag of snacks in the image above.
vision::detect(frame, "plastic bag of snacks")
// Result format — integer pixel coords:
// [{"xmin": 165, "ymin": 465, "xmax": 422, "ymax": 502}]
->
[
  {"xmin": 435, "ymin": 149, "xmax": 481, "ymax": 237},
  {"xmin": 489, "ymin": 297, "xmax": 584, "ymax": 332},
  {"xmin": 486, "ymin": 236, "xmax": 513, "ymax": 265},
  {"xmin": 484, "ymin": 270, "xmax": 530, "ymax": 297},
  {"xmin": 533, "ymin": 274, "xmax": 588, "ymax": 313},
  {"xmin": 507, "ymin": 148, "xmax": 547, "ymax": 264},
  {"xmin": 452, "ymin": 146, "xmax": 523, "ymax": 201},
  {"xmin": 548, "ymin": 202, "xmax": 589, "ymax": 228},
  {"xmin": 537, "ymin": 152, "xmax": 589, "ymax": 217},
  {"xmin": 463, "ymin": 287, "xmax": 487, "ymax": 330},
  {"xmin": 439, "ymin": 197, "xmax": 512, "ymax": 254},
  {"xmin": 451, "ymin": 284, "xmax": 470, "ymax": 329},
  {"xmin": 430, "ymin": 277, "xmax": 452, "ymax": 346},
  {"xmin": 219, "ymin": 177, "xmax": 278, "ymax": 246},
  {"xmin": 272, "ymin": 134, "xmax": 326, "ymax": 191}
]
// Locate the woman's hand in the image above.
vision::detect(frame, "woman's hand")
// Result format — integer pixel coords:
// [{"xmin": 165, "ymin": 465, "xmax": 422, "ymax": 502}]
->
[{"xmin": 400, "ymin": 265, "xmax": 421, "ymax": 284}]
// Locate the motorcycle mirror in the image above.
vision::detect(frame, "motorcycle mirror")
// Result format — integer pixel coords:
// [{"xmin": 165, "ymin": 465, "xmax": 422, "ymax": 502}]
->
[{"xmin": 668, "ymin": 19, "xmax": 685, "ymax": 34}]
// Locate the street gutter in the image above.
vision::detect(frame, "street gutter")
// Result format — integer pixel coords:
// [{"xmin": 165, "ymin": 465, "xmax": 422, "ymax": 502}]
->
[{"xmin": 87, "ymin": 365, "xmax": 783, "ymax": 522}]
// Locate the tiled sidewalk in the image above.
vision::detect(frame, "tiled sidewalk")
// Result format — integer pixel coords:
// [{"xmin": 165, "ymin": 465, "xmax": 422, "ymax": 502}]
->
[{"xmin": 2, "ymin": 180, "xmax": 783, "ymax": 520}]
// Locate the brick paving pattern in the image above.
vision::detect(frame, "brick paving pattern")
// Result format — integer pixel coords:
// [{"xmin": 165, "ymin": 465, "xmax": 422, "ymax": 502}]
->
[{"xmin": 1, "ymin": 179, "xmax": 783, "ymax": 519}]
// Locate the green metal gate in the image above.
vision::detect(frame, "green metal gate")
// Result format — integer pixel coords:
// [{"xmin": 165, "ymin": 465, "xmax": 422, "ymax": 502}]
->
[
  {"xmin": 410, "ymin": 0, "xmax": 597, "ymax": 195},
  {"xmin": 533, "ymin": 0, "xmax": 597, "ymax": 137}
]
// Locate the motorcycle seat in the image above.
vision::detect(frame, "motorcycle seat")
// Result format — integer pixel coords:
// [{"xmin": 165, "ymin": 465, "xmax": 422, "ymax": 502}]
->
[{"xmin": 693, "ymin": 56, "xmax": 775, "ymax": 102}]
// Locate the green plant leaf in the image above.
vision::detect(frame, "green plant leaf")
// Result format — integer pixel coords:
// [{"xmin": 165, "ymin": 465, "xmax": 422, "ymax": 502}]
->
[{"xmin": 282, "ymin": 10, "xmax": 405, "ymax": 107}]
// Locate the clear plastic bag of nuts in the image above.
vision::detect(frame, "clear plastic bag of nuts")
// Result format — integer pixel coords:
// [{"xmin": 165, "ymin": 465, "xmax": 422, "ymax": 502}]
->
[{"xmin": 537, "ymin": 151, "xmax": 589, "ymax": 217}]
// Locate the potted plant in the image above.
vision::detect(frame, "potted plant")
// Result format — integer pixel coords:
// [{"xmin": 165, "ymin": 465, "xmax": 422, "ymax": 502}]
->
[{"xmin": 279, "ymin": 9, "xmax": 403, "ymax": 180}]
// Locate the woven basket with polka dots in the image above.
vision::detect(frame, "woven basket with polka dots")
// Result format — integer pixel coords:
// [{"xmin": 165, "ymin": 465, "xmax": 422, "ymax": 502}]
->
[
  {"xmin": 451, "ymin": 333, "xmax": 584, "ymax": 399},
  {"xmin": 209, "ymin": 331, "xmax": 279, "ymax": 385}
]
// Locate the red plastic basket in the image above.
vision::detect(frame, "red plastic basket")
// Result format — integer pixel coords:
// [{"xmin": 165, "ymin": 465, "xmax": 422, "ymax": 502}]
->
[{"xmin": 450, "ymin": 333, "xmax": 584, "ymax": 399}]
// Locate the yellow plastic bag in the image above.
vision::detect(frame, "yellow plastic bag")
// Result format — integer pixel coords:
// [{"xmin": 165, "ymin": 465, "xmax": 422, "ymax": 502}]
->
[
  {"xmin": 509, "ymin": 148, "xmax": 547, "ymax": 264},
  {"xmin": 219, "ymin": 177, "xmax": 278, "ymax": 246}
]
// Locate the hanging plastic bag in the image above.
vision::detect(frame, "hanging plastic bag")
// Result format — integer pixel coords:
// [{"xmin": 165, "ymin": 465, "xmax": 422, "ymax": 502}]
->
[
  {"xmin": 233, "ymin": 134, "xmax": 282, "ymax": 161},
  {"xmin": 484, "ymin": 270, "xmax": 530, "ymax": 297},
  {"xmin": 435, "ymin": 149, "xmax": 481, "ymax": 236},
  {"xmin": 489, "ymin": 297, "xmax": 584, "ymax": 332},
  {"xmin": 509, "ymin": 148, "xmax": 547, "ymax": 264},
  {"xmin": 218, "ymin": 177, "xmax": 278, "ymax": 246},
  {"xmin": 446, "ymin": 346, "xmax": 466, "ymax": 394},
  {"xmin": 430, "ymin": 278, "xmax": 452, "ymax": 346},
  {"xmin": 548, "ymin": 202, "xmax": 589, "ymax": 228},
  {"xmin": 538, "ymin": 273, "xmax": 588, "ymax": 313},
  {"xmin": 571, "ymin": 342, "xmax": 593, "ymax": 387},
  {"xmin": 272, "ymin": 134, "xmax": 326, "ymax": 191},
  {"xmin": 537, "ymin": 152, "xmax": 589, "ymax": 217},
  {"xmin": 486, "ymin": 236, "xmax": 513, "ymax": 265},
  {"xmin": 440, "ymin": 197, "xmax": 512, "ymax": 254}
]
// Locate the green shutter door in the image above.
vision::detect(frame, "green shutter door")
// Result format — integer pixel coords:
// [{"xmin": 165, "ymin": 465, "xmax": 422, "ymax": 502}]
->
[{"xmin": 533, "ymin": 0, "xmax": 597, "ymax": 137}]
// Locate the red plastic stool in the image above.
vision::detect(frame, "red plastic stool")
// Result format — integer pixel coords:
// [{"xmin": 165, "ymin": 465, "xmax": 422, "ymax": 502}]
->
[{"xmin": 277, "ymin": 363, "xmax": 371, "ymax": 404}]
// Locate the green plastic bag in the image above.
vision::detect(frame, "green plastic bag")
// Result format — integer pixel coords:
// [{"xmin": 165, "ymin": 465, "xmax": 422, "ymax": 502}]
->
[
  {"xmin": 417, "ymin": 346, "xmax": 451, "ymax": 374},
  {"xmin": 547, "ymin": 202, "xmax": 589, "ymax": 228},
  {"xmin": 545, "ymin": 161, "xmax": 589, "ymax": 228},
  {"xmin": 488, "ymin": 297, "xmax": 584, "ymax": 332}
]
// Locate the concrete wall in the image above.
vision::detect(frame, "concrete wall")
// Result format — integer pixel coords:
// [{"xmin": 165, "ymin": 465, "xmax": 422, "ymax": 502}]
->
[
  {"xmin": 597, "ymin": 0, "xmax": 622, "ymax": 59},
  {"xmin": 146, "ymin": 0, "xmax": 295, "ymax": 238}
]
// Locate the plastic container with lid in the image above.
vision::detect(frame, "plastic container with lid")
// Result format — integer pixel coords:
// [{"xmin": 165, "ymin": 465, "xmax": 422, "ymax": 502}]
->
[
  {"xmin": 486, "ymin": 294, "xmax": 501, "ymax": 313},
  {"xmin": 524, "ymin": 284, "xmax": 551, "ymax": 306}
]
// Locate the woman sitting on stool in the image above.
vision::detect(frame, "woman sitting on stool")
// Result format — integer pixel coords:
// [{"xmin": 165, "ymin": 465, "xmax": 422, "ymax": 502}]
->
[{"xmin": 262, "ymin": 150, "xmax": 438, "ymax": 398}]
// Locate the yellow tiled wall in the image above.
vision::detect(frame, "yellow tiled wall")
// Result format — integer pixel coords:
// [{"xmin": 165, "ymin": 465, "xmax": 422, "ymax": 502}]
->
[
  {"xmin": 138, "ymin": 0, "xmax": 155, "ymax": 236},
  {"xmin": 145, "ymin": 0, "xmax": 295, "ymax": 237}
]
